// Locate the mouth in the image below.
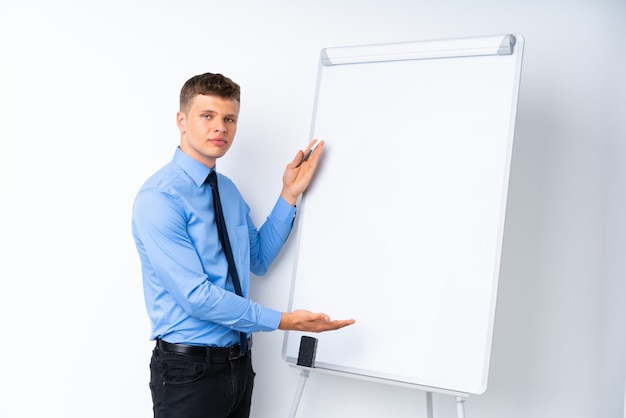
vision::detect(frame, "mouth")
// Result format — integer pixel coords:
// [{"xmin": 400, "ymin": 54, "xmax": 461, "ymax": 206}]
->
[{"xmin": 210, "ymin": 138, "xmax": 227, "ymax": 146}]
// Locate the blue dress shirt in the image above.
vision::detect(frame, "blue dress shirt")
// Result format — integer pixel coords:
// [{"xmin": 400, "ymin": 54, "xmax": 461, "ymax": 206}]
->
[{"xmin": 132, "ymin": 148, "xmax": 295, "ymax": 347}]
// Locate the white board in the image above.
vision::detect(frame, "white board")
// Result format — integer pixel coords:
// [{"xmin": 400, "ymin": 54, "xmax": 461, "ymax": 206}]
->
[{"xmin": 283, "ymin": 34, "xmax": 524, "ymax": 395}]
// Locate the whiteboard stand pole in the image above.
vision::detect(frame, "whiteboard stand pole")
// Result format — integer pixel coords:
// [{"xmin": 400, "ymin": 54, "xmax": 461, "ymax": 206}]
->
[
  {"xmin": 288, "ymin": 369, "xmax": 310, "ymax": 418},
  {"xmin": 427, "ymin": 391, "xmax": 467, "ymax": 418},
  {"xmin": 455, "ymin": 396, "xmax": 466, "ymax": 418},
  {"xmin": 426, "ymin": 392, "xmax": 434, "ymax": 418}
]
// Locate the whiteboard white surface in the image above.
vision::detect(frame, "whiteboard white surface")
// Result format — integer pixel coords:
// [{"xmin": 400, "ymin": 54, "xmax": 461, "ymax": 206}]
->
[{"xmin": 283, "ymin": 34, "xmax": 524, "ymax": 395}]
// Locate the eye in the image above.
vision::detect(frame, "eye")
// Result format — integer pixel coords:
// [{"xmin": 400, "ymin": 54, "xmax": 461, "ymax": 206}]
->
[
  {"xmin": 225, "ymin": 117, "xmax": 236, "ymax": 123},
  {"xmin": 202, "ymin": 114, "xmax": 212, "ymax": 120}
]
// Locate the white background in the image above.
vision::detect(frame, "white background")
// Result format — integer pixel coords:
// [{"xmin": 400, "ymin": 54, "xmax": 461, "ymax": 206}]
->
[{"xmin": 0, "ymin": 1, "xmax": 624, "ymax": 417}]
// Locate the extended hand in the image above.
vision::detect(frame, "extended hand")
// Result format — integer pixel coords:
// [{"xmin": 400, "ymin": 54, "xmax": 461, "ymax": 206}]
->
[{"xmin": 279, "ymin": 309, "xmax": 355, "ymax": 333}]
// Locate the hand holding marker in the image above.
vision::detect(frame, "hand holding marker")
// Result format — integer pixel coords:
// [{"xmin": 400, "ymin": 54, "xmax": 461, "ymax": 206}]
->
[{"xmin": 296, "ymin": 139, "xmax": 321, "ymax": 168}]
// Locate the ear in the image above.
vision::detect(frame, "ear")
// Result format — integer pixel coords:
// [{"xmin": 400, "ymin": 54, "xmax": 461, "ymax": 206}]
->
[{"xmin": 176, "ymin": 111, "xmax": 187, "ymax": 134}]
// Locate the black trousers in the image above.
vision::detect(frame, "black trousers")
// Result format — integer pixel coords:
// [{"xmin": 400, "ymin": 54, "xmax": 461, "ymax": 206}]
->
[{"xmin": 149, "ymin": 345, "xmax": 255, "ymax": 418}]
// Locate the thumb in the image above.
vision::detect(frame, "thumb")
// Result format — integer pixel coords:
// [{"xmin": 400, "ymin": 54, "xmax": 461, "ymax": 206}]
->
[
  {"xmin": 289, "ymin": 150, "xmax": 304, "ymax": 168},
  {"xmin": 316, "ymin": 313, "xmax": 330, "ymax": 321}
]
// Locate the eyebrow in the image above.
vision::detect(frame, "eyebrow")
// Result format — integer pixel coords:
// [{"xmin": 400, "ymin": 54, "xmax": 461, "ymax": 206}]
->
[{"xmin": 199, "ymin": 109, "xmax": 238, "ymax": 118}]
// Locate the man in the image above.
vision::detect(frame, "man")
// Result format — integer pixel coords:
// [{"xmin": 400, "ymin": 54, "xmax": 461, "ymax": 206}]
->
[{"xmin": 132, "ymin": 72, "xmax": 354, "ymax": 418}]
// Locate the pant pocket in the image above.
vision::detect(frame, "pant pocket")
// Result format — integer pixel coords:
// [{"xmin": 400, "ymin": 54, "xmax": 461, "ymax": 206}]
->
[{"xmin": 161, "ymin": 358, "xmax": 206, "ymax": 386}]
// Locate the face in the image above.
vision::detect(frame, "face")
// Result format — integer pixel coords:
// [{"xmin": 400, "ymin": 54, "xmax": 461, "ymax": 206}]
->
[{"xmin": 177, "ymin": 94, "xmax": 240, "ymax": 168}]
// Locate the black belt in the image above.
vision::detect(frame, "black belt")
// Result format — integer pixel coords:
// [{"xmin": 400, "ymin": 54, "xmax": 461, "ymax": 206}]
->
[{"xmin": 156, "ymin": 338, "xmax": 249, "ymax": 361}]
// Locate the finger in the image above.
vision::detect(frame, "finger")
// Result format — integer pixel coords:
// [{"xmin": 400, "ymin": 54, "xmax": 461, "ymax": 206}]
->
[
  {"xmin": 297, "ymin": 140, "xmax": 325, "ymax": 168},
  {"xmin": 317, "ymin": 313, "xmax": 330, "ymax": 322},
  {"xmin": 289, "ymin": 150, "xmax": 304, "ymax": 168},
  {"xmin": 304, "ymin": 139, "xmax": 320, "ymax": 152},
  {"xmin": 292, "ymin": 140, "xmax": 317, "ymax": 167},
  {"xmin": 315, "ymin": 318, "xmax": 355, "ymax": 332},
  {"xmin": 315, "ymin": 322, "xmax": 350, "ymax": 332},
  {"xmin": 301, "ymin": 142, "xmax": 324, "ymax": 171}
]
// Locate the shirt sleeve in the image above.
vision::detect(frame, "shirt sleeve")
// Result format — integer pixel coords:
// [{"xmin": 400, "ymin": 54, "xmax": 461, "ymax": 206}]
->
[
  {"xmin": 133, "ymin": 188, "xmax": 282, "ymax": 333},
  {"xmin": 249, "ymin": 196, "xmax": 297, "ymax": 276}
]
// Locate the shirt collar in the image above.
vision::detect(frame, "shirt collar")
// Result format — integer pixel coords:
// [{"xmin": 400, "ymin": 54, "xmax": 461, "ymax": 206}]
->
[{"xmin": 173, "ymin": 147, "xmax": 215, "ymax": 187}]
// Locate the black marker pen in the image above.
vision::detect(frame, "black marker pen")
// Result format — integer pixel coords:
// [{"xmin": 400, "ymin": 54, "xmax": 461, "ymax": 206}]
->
[{"xmin": 296, "ymin": 139, "xmax": 321, "ymax": 168}]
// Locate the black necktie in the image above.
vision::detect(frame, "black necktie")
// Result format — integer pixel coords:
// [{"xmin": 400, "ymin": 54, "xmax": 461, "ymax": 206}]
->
[{"xmin": 206, "ymin": 170, "xmax": 247, "ymax": 354}]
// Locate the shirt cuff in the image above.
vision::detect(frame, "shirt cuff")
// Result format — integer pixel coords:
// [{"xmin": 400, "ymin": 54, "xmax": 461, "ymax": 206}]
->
[
  {"xmin": 271, "ymin": 196, "xmax": 297, "ymax": 224},
  {"xmin": 259, "ymin": 306, "xmax": 283, "ymax": 331}
]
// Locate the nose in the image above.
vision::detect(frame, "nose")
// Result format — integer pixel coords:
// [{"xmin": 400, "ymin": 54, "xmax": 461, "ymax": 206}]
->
[{"xmin": 214, "ymin": 121, "xmax": 227, "ymax": 133}]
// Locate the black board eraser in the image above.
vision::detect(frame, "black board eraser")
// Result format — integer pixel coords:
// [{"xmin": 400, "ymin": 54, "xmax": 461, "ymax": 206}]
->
[{"xmin": 296, "ymin": 336, "xmax": 318, "ymax": 367}]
